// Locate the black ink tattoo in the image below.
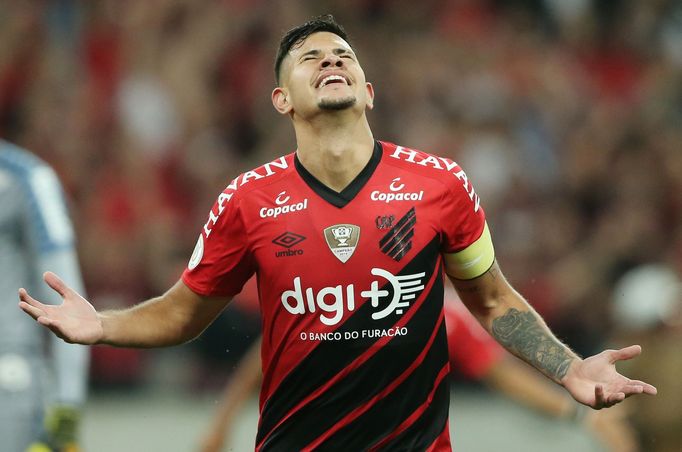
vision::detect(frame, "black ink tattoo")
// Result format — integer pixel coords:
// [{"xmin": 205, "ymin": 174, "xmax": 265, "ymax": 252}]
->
[
  {"xmin": 491, "ymin": 308, "xmax": 572, "ymax": 380},
  {"xmin": 457, "ymin": 285, "xmax": 481, "ymax": 294}
]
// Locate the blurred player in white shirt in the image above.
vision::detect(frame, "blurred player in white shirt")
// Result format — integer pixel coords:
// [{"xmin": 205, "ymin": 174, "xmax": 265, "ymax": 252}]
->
[{"xmin": 0, "ymin": 140, "xmax": 88, "ymax": 452}]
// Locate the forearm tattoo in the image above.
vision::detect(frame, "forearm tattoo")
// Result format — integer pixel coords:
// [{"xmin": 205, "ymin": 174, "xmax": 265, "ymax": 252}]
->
[{"xmin": 491, "ymin": 308, "xmax": 573, "ymax": 381}]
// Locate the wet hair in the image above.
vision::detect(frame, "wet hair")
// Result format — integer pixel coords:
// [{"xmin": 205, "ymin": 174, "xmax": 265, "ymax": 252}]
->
[{"xmin": 274, "ymin": 14, "xmax": 351, "ymax": 85}]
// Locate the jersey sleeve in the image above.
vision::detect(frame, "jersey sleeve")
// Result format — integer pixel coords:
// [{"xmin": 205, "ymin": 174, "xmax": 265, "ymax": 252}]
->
[
  {"xmin": 440, "ymin": 162, "xmax": 495, "ymax": 280},
  {"xmin": 445, "ymin": 302, "xmax": 504, "ymax": 379},
  {"xmin": 182, "ymin": 188, "xmax": 256, "ymax": 297}
]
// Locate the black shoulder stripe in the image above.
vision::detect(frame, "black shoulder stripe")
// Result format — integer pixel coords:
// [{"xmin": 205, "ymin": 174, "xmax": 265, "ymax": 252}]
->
[
  {"xmin": 379, "ymin": 207, "xmax": 416, "ymax": 248},
  {"xmin": 380, "ymin": 207, "xmax": 417, "ymax": 261}
]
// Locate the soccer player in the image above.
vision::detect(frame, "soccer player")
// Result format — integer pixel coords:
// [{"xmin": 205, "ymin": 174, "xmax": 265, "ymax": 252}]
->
[
  {"xmin": 198, "ymin": 287, "xmax": 638, "ymax": 452},
  {"xmin": 1, "ymin": 140, "xmax": 89, "ymax": 452},
  {"xmin": 19, "ymin": 15, "xmax": 656, "ymax": 451}
]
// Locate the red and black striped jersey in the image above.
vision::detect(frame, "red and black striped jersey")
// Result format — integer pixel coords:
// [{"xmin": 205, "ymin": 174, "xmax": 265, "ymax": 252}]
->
[{"xmin": 182, "ymin": 140, "xmax": 488, "ymax": 451}]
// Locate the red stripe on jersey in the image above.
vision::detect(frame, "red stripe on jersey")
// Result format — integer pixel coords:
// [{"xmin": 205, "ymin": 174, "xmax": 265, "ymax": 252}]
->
[
  {"xmin": 256, "ymin": 256, "xmax": 442, "ymax": 450},
  {"xmin": 426, "ymin": 421, "xmax": 452, "ymax": 452},
  {"xmin": 369, "ymin": 362, "xmax": 451, "ymax": 451},
  {"xmin": 303, "ymin": 308, "xmax": 446, "ymax": 451}
]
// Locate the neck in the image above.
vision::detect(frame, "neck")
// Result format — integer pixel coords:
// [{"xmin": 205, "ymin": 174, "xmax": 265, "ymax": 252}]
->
[{"xmin": 294, "ymin": 112, "xmax": 375, "ymax": 192}]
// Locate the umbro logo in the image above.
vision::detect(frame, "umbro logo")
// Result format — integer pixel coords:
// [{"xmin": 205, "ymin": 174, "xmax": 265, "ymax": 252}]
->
[
  {"xmin": 273, "ymin": 232, "xmax": 305, "ymax": 257},
  {"xmin": 379, "ymin": 207, "xmax": 416, "ymax": 262},
  {"xmin": 273, "ymin": 232, "xmax": 305, "ymax": 248}
]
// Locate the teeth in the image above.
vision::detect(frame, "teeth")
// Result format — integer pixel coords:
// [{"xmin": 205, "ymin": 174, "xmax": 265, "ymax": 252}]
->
[{"xmin": 320, "ymin": 75, "xmax": 346, "ymax": 87}]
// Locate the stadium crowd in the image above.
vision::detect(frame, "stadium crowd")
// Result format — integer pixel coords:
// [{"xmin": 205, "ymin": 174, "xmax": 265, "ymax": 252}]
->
[{"xmin": 1, "ymin": 1, "xmax": 680, "ymax": 450}]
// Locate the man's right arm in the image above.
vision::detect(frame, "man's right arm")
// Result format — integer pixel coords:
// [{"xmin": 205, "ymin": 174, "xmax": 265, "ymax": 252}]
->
[{"xmin": 19, "ymin": 272, "xmax": 232, "ymax": 348}]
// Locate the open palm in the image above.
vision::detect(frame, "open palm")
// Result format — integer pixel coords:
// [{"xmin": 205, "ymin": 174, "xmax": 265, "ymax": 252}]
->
[
  {"xmin": 563, "ymin": 345, "xmax": 657, "ymax": 409},
  {"xmin": 18, "ymin": 271, "xmax": 103, "ymax": 345}
]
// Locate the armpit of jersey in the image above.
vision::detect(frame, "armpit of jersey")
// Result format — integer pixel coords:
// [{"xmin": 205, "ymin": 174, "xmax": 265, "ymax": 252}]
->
[{"xmin": 444, "ymin": 222, "xmax": 494, "ymax": 280}]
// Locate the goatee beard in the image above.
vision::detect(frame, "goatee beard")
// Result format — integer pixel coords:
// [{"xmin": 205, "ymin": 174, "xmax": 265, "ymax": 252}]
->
[{"xmin": 318, "ymin": 96, "xmax": 356, "ymax": 111}]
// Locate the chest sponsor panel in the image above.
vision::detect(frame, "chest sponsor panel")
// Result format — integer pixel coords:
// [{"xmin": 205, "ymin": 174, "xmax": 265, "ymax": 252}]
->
[
  {"xmin": 281, "ymin": 266, "xmax": 426, "ymax": 326},
  {"xmin": 256, "ymin": 237, "xmax": 446, "ymax": 450}
]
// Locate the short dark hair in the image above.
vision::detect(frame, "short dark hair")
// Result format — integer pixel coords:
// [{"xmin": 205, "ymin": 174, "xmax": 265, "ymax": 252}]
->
[{"xmin": 274, "ymin": 14, "xmax": 351, "ymax": 85}]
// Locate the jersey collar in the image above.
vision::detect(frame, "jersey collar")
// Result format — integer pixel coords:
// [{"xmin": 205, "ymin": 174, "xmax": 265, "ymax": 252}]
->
[{"xmin": 294, "ymin": 140, "xmax": 383, "ymax": 208}]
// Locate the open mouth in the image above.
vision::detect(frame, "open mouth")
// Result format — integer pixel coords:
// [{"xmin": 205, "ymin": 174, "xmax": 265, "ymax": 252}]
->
[{"xmin": 318, "ymin": 75, "xmax": 349, "ymax": 88}]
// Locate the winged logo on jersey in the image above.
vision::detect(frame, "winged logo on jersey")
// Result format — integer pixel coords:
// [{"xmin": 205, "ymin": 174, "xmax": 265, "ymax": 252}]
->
[
  {"xmin": 365, "ymin": 268, "xmax": 426, "ymax": 319},
  {"xmin": 324, "ymin": 224, "xmax": 360, "ymax": 263}
]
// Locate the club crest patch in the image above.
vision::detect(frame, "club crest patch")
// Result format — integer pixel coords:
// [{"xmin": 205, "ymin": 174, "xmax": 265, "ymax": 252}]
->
[{"xmin": 324, "ymin": 224, "xmax": 360, "ymax": 263}]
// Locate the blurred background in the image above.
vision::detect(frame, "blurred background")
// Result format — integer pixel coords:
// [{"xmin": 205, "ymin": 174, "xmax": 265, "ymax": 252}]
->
[{"xmin": 1, "ymin": 0, "xmax": 681, "ymax": 451}]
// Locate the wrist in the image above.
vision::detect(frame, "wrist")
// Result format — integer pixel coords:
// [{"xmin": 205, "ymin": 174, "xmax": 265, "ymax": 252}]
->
[
  {"xmin": 92, "ymin": 312, "xmax": 109, "ymax": 345},
  {"xmin": 97, "ymin": 311, "xmax": 113, "ymax": 345},
  {"xmin": 559, "ymin": 356, "xmax": 581, "ymax": 386}
]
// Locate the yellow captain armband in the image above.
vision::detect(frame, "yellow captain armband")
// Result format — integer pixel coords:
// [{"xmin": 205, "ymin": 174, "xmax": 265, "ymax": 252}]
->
[{"xmin": 444, "ymin": 222, "xmax": 495, "ymax": 280}]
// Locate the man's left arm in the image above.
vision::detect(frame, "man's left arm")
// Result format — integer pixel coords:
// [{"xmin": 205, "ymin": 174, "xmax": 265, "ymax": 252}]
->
[{"xmin": 446, "ymin": 259, "xmax": 657, "ymax": 409}]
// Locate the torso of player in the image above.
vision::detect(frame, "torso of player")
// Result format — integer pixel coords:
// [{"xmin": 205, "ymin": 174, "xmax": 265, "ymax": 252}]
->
[
  {"xmin": 183, "ymin": 140, "xmax": 484, "ymax": 450},
  {"xmin": 191, "ymin": 142, "xmax": 477, "ymax": 373},
  {"xmin": 250, "ymin": 149, "xmax": 445, "ymax": 365}
]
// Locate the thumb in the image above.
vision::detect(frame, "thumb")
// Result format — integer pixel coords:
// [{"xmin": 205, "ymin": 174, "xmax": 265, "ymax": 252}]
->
[
  {"xmin": 610, "ymin": 345, "xmax": 642, "ymax": 363},
  {"xmin": 43, "ymin": 271, "xmax": 72, "ymax": 299}
]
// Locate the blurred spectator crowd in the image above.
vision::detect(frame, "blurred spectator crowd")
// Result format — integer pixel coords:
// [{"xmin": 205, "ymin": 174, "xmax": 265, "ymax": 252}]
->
[{"xmin": 1, "ymin": 0, "xmax": 681, "ymax": 449}]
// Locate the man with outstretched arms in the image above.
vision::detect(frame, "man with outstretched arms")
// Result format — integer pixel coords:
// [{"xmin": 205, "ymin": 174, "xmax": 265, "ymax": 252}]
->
[
  {"xmin": 19, "ymin": 15, "xmax": 656, "ymax": 451},
  {"xmin": 185, "ymin": 138, "xmax": 489, "ymax": 450},
  {"xmin": 1, "ymin": 140, "xmax": 88, "ymax": 452}
]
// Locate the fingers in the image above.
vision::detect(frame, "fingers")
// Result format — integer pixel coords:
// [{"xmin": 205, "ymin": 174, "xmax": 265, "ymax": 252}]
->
[
  {"xmin": 43, "ymin": 271, "xmax": 73, "ymax": 298},
  {"xmin": 628, "ymin": 379, "xmax": 657, "ymax": 395},
  {"xmin": 37, "ymin": 317, "xmax": 70, "ymax": 342},
  {"xmin": 19, "ymin": 288, "xmax": 58, "ymax": 330},
  {"xmin": 595, "ymin": 385, "xmax": 625, "ymax": 409},
  {"xmin": 595, "ymin": 384, "xmax": 605, "ymax": 408},
  {"xmin": 18, "ymin": 300, "xmax": 46, "ymax": 321},
  {"xmin": 609, "ymin": 345, "xmax": 642, "ymax": 363},
  {"xmin": 605, "ymin": 392, "xmax": 626, "ymax": 406},
  {"xmin": 18, "ymin": 288, "xmax": 48, "ymax": 310},
  {"xmin": 621, "ymin": 384, "xmax": 644, "ymax": 397},
  {"xmin": 19, "ymin": 296, "xmax": 65, "ymax": 340},
  {"xmin": 595, "ymin": 380, "xmax": 657, "ymax": 409}
]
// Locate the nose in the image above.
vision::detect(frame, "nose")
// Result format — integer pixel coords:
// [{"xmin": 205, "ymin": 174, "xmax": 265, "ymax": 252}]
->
[{"xmin": 320, "ymin": 53, "xmax": 344, "ymax": 69}]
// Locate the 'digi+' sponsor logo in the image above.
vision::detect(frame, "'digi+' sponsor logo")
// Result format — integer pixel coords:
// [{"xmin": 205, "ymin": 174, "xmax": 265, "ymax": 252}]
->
[
  {"xmin": 370, "ymin": 177, "xmax": 424, "ymax": 203},
  {"xmin": 259, "ymin": 191, "xmax": 308, "ymax": 219},
  {"xmin": 281, "ymin": 268, "xmax": 425, "ymax": 326}
]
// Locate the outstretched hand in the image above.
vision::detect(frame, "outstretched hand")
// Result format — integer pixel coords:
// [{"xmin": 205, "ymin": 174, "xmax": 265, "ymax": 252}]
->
[
  {"xmin": 563, "ymin": 345, "xmax": 657, "ymax": 409},
  {"xmin": 18, "ymin": 271, "xmax": 103, "ymax": 345}
]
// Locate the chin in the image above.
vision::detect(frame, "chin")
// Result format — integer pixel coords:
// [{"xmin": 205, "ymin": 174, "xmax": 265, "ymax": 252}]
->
[{"xmin": 318, "ymin": 96, "xmax": 357, "ymax": 111}]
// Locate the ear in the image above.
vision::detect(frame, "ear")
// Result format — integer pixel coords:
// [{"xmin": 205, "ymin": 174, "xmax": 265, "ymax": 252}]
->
[
  {"xmin": 365, "ymin": 82, "xmax": 375, "ymax": 111},
  {"xmin": 272, "ymin": 87, "xmax": 292, "ymax": 115}
]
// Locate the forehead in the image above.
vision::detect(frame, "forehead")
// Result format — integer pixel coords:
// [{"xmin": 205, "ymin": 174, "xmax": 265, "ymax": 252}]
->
[{"xmin": 289, "ymin": 31, "xmax": 353, "ymax": 57}]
